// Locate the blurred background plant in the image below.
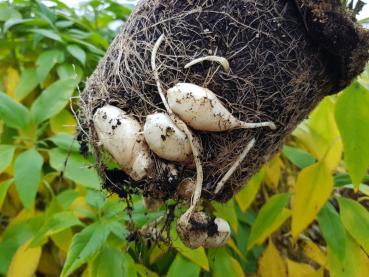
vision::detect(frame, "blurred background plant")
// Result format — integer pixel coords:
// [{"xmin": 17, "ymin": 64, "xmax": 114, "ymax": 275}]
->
[{"xmin": 1, "ymin": 0, "xmax": 369, "ymax": 276}]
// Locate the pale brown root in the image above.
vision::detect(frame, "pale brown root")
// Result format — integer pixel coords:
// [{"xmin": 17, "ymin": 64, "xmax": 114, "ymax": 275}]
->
[
  {"xmin": 184, "ymin": 55, "xmax": 230, "ymax": 72},
  {"xmin": 151, "ymin": 34, "xmax": 204, "ymax": 226},
  {"xmin": 214, "ymin": 138, "xmax": 256, "ymax": 194}
]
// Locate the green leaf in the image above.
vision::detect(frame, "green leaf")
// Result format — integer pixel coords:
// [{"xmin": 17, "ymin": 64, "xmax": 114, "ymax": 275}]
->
[
  {"xmin": 90, "ymin": 246, "xmax": 124, "ymax": 277},
  {"xmin": 49, "ymin": 133, "xmax": 79, "ymax": 152},
  {"xmin": 14, "ymin": 149, "xmax": 43, "ymax": 209},
  {"xmin": 14, "ymin": 68, "xmax": 39, "ymax": 100},
  {"xmin": 337, "ymin": 197, "xmax": 369, "ymax": 255},
  {"xmin": 335, "ymin": 82, "xmax": 369, "ymax": 189},
  {"xmin": 235, "ymin": 169, "xmax": 265, "ymax": 212},
  {"xmin": 36, "ymin": 50, "xmax": 64, "ymax": 83},
  {"xmin": 48, "ymin": 148, "xmax": 100, "ymax": 189},
  {"xmin": 0, "ymin": 92, "xmax": 30, "ymax": 130},
  {"xmin": 327, "ymin": 234, "xmax": 365, "ymax": 277},
  {"xmin": 122, "ymin": 252, "xmax": 138, "ymax": 277},
  {"xmin": 0, "ymin": 145, "xmax": 15, "ymax": 173},
  {"xmin": 0, "ymin": 179, "xmax": 13, "ymax": 210},
  {"xmin": 31, "ymin": 211, "xmax": 84, "ymax": 247},
  {"xmin": 0, "ymin": 7, "xmax": 21, "ymax": 21},
  {"xmin": 30, "ymin": 28, "xmax": 63, "ymax": 42},
  {"xmin": 291, "ymin": 161, "xmax": 333, "ymax": 238},
  {"xmin": 4, "ymin": 18, "xmax": 49, "ymax": 33},
  {"xmin": 61, "ymin": 221, "xmax": 111, "ymax": 277},
  {"xmin": 317, "ymin": 202, "xmax": 346, "ymax": 262},
  {"xmin": 213, "ymin": 199, "xmax": 238, "ymax": 232},
  {"xmin": 86, "ymin": 189, "xmax": 105, "ymax": 209},
  {"xmin": 31, "ymin": 78, "xmax": 77, "ymax": 125},
  {"xmin": 67, "ymin": 44, "xmax": 86, "ymax": 65},
  {"xmin": 247, "ymin": 193, "xmax": 291, "ymax": 249},
  {"xmin": 167, "ymin": 255, "xmax": 201, "ymax": 277},
  {"xmin": 0, "ymin": 240, "xmax": 17, "ymax": 275},
  {"xmin": 282, "ymin": 145, "xmax": 316, "ymax": 169},
  {"xmin": 172, "ymin": 235, "xmax": 209, "ymax": 271},
  {"xmin": 208, "ymin": 248, "xmax": 243, "ymax": 277},
  {"xmin": 56, "ymin": 64, "xmax": 83, "ymax": 82}
]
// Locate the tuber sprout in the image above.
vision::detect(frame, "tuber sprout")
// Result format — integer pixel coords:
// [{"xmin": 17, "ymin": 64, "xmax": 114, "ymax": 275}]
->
[
  {"xmin": 184, "ymin": 55, "xmax": 230, "ymax": 72},
  {"xmin": 167, "ymin": 83, "xmax": 276, "ymax": 132},
  {"xmin": 93, "ymin": 105, "xmax": 152, "ymax": 181},
  {"xmin": 144, "ymin": 113, "xmax": 193, "ymax": 163}
]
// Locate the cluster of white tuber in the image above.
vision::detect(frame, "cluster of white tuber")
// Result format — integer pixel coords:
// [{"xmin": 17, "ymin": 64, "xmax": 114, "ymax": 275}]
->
[{"xmin": 92, "ymin": 34, "xmax": 276, "ymax": 248}]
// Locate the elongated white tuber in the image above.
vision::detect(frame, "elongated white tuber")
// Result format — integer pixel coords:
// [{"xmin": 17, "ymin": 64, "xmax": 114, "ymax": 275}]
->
[
  {"xmin": 184, "ymin": 55, "xmax": 230, "ymax": 72},
  {"xmin": 167, "ymin": 83, "xmax": 276, "ymax": 132},
  {"xmin": 176, "ymin": 212, "xmax": 231, "ymax": 249},
  {"xmin": 93, "ymin": 105, "xmax": 152, "ymax": 181},
  {"xmin": 144, "ymin": 113, "xmax": 192, "ymax": 163}
]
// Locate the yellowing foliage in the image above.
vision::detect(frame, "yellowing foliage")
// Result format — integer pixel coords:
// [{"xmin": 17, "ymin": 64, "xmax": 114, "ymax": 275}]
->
[
  {"xmin": 292, "ymin": 161, "xmax": 333, "ymax": 238},
  {"xmin": 7, "ymin": 240, "xmax": 42, "ymax": 277},
  {"xmin": 258, "ymin": 240, "xmax": 286, "ymax": 277}
]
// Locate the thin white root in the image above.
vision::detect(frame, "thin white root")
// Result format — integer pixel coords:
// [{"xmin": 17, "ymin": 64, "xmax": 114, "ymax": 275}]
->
[
  {"xmin": 184, "ymin": 55, "xmax": 230, "ymax": 72},
  {"xmin": 151, "ymin": 34, "xmax": 204, "ymax": 226},
  {"xmin": 214, "ymin": 138, "xmax": 256, "ymax": 194},
  {"xmin": 240, "ymin": 121, "xmax": 277, "ymax": 130},
  {"xmin": 151, "ymin": 34, "xmax": 171, "ymax": 112}
]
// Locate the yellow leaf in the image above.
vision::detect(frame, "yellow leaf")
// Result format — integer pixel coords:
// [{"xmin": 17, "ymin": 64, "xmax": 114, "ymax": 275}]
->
[
  {"xmin": 258, "ymin": 240, "xmax": 287, "ymax": 277},
  {"xmin": 7, "ymin": 240, "xmax": 42, "ymax": 277},
  {"xmin": 69, "ymin": 196, "xmax": 94, "ymax": 219},
  {"xmin": 304, "ymin": 268, "xmax": 324, "ymax": 277},
  {"xmin": 301, "ymin": 240, "xmax": 326, "ymax": 267},
  {"xmin": 149, "ymin": 243, "xmax": 168, "ymax": 264},
  {"xmin": 291, "ymin": 161, "xmax": 333, "ymax": 238},
  {"xmin": 50, "ymin": 110, "xmax": 76, "ymax": 135},
  {"xmin": 287, "ymin": 259, "xmax": 314, "ymax": 277},
  {"xmin": 4, "ymin": 66, "xmax": 20, "ymax": 98},
  {"xmin": 230, "ymin": 257, "xmax": 244, "ymax": 277},
  {"xmin": 264, "ymin": 155, "xmax": 283, "ymax": 189},
  {"xmin": 293, "ymin": 97, "xmax": 342, "ymax": 171},
  {"xmin": 359, "ymin": 249, "xmax": 369, "ymax": 276},
  {"xmin": 235, "ymin": 169, "xmax": 264, "ymax": 212},
  {"xmin": 51, "ymin": 228, "xmax": 73, "ymax": 253}
]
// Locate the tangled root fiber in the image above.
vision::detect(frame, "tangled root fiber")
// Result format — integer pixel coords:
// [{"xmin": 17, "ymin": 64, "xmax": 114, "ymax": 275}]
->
[{"xmin": 78, "ymin": 0, "xmax": 369, "ymax": 202}]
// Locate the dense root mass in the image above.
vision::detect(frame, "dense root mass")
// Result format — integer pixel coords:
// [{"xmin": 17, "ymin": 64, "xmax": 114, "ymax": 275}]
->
[{"xmin": 79, "ymin": 0, "xmax": 369, "ymax": 202}]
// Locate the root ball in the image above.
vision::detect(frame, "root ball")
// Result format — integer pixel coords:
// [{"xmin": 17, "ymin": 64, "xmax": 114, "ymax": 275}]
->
[{"xmin": 79, "ymin": 0, "xmax": 369, "ymax": 202}]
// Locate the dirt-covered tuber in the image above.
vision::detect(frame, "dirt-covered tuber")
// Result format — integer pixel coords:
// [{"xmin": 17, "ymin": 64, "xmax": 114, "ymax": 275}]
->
[
  {"xmin": 144, "ymin": 113, "xmax": 193, "ymax": 163},
  {"xmin": 93, "ymin": 105, "xmax": 152, "ymax": 181},
  {"xmin": 167, "ymin": 83, "xmax": 276, "ymax": 132},
  {"xmin": 176, "ymin": 212, "xmax": 231, "ymax": 249}
]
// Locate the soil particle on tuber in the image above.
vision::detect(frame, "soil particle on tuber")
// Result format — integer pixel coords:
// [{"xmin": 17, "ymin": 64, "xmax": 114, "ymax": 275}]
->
[{"xmin": 78, "ymin": 0, "xmax": 369, "ymax": 203}]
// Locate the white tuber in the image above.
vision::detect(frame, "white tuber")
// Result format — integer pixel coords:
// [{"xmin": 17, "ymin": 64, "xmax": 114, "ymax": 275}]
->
[
  {"xmin": 93, "ymin": 105, "xmax": 152, "ymax": 181},
  {"xmin": 204, "ymin": 217, "xmax": 231, "ymax": 248},
  {"xmin": 176, "ymin": 212, "xmax": 231, "ymax": 249},
  {"xmin": 144, "ymin": 113, "xmax": 192, "ymax": 163},
  {"xmin": 167, "ymin": 83, "xmax": 276, "ymax": 132}
]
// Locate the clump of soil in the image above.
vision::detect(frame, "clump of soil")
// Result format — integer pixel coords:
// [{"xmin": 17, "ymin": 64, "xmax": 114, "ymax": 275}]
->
[{"xmin": 78, "ymin": 0, "xmax": 369, "ymax": 202}]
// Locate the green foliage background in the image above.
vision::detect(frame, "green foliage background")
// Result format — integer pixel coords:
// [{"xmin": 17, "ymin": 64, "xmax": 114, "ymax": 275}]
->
[{"xmin": 1, "ymin": 1, "xmax": 369, "ymax": 276}]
